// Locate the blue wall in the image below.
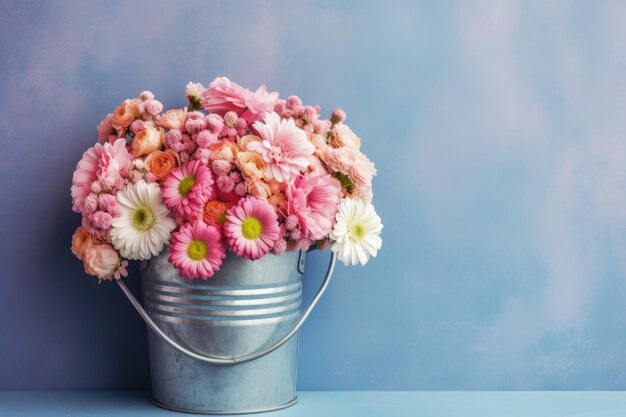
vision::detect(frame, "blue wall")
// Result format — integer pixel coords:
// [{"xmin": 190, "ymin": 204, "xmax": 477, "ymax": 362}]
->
[{"xmin": 1, "ymin": 0, "xmax": 626, "ymax": 390}]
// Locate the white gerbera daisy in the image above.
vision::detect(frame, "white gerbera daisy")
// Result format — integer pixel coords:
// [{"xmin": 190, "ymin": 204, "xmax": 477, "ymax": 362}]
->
[
  {"xmin": 329, "ymin": 198, "xmax": 383, "ymax": 266},
  {"xmin": 110, "ymin": 180, "xmax": 177, "ymax": 260}
]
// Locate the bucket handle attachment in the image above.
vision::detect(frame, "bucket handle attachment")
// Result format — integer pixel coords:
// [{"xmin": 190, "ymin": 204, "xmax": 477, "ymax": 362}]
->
[{"xmin": 117, "ymin": 252, "xmax": 337, "ymax": 365}]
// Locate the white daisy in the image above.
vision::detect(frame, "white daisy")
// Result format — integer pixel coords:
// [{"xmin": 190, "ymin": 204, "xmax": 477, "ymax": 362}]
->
[
  {"xmin": 110, "ymin": 180, "xmax": 177, "ymax": 260},
  {"xmin": 329, "ymin": 198, "xmax": 383, "ymax": 266}
]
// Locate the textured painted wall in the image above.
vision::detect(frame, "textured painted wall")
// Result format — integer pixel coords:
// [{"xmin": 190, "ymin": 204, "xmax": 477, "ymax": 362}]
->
[{"xmin": 1, "ymin": 0, "xmax": 626, "ymax": 390}]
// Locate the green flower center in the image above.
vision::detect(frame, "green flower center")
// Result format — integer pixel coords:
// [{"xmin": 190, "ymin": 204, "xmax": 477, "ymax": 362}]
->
[
  {"xmin": 241, "ymin": 217, "xmax": 263, "ymax": 240},
  {"xmin": 350, "ymin": 223, "xmax": 366, "ymax": 241},
  {"xmin": 187, "ymin": 240, "xmax": 208, "ymax": 261},
  {"xmin": 131, "ymin": 206, "xmax": 156, "ymax": 232},
  {"xmin": 178, "ymin": 175, "xmax": 196, "ymax": 196},
  {"xmin": 218, "ymin": 212, "xmax": 227, "ymax": 224}
]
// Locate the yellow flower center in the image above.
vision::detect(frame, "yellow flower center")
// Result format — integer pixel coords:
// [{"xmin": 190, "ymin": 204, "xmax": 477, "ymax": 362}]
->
[
  {"xmin": 131, "ymin": 206, "xmax": 156, "ymax": 232},
  {"xmin": 350, "ymin": 223, "xmax": 366, "ymax": 241},
  {"xmin": 187, "ymin": 240, "xmax": 207, "ymax": 261},
  {"xmin": 241, "ymin": 217, "xmax": 263, "ymax": 239},
  {"xmin": 178, "ymin": 175, "xmax": 196, "ymax": 196}
]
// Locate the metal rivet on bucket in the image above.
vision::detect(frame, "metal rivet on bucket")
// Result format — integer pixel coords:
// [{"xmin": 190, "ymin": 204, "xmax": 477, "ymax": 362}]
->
[{"xmin": 118, "ymin": 248, "xmax": 336, "ymax": 414}]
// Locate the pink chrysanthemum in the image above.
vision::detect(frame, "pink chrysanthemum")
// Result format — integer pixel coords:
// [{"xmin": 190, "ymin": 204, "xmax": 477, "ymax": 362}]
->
[
  {"xmin": 169, "ymin": 221, "xmax": 226, "ymax": 279},
  {"xmin": 71, "ymin": 138, "xmax": 132, "ymax": 213},
  {"xmin": 201, "ymin": 77, "xmax": 278, "ymax": 124},
  {"xmin": 224, "ymin": 197, "xmax": 280, "ymax": 260},
  {"xmin": 161, "ymin": 161, "xmax": 214, "ymax": 222},
  {"xmin": 249, "ymin": 112, "xmax": 315, "ymax": 183},
  {"xmin": 286, "ymin": 172, "xmax": 341, "ymax": 240}
]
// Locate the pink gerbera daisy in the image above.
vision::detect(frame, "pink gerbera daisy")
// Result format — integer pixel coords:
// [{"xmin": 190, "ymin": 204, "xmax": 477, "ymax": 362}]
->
[
  {"xmin": 286, "ymin": 172, "xmax": 342, "ymax": 241},
  {"xmin": 71, "ymin": 138, "xmax": 131, "ymax": 213},
  {"xmin": 224, "ymin": 197, "xmax": 280, "ymax": 260},
  {"xmin": 161, "ymin": 160, "xmax": 214, "ymax": 222},
  {"xmin": 169, "ymin": 221, "xmax": 226, "ymax": 279},
  {"xmin": 249, "ymin": 112, "xmax": 315, "ymax": 183}
]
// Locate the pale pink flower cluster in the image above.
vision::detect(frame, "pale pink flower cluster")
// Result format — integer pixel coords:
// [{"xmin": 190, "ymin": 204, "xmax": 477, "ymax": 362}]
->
[{"xmin": 71, "ymin": 77, "xmax": 379, "ymax": 281}]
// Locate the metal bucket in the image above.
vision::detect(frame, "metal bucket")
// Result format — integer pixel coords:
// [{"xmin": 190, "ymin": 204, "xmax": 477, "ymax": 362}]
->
[{"xmin": 117, "ymin": 248, "xmax": 336, "ymax": 414}]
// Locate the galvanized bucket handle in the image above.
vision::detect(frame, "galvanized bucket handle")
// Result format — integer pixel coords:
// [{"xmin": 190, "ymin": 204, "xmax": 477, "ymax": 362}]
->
[{"xmin": 117, "ymin": 252, "xmax": 337, "ymax": 366}]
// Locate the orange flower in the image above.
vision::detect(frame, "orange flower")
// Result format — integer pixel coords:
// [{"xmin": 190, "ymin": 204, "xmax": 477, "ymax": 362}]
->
[
  {"xmin": 203, "ymin": 200, "xmax": 230, "ymax": 226},
  {"xmin": 111, "ymin": 99, "xmax": 140, "ymax": 131},
  {"xmin": 71, "ymin": 226, "xmax": 95, "ymax": 260},
  {"xmin": 145, "ymin": 149, "xmax": 179, "ymax": 180}
]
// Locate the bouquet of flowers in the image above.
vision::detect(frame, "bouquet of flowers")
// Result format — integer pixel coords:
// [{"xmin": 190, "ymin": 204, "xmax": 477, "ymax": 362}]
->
[{"xmin": 70, "ymin": 77, "xmax": 383, "ymax": 281}]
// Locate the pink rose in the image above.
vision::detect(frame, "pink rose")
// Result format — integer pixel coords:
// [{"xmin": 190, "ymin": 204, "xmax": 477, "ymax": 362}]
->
[
  {"xmin": 132, "ymin": 126, "xmax": 164, "ymax": 157},
  {"xmin": 97, "ymin": 114, "xmax": 113, "ymax": 141},
  {"xmin": 83, "ymin": 243, "xmax": 120, "ymax": 280},
  {"xmin": 155, "ymin": 108, "xmax": 187, "ymax": 130}
]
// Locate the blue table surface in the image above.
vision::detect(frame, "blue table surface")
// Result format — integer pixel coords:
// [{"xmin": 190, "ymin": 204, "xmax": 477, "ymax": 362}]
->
[{"xmin": 1, "ymin": 391, "xmax": 626, "ymax": 416}]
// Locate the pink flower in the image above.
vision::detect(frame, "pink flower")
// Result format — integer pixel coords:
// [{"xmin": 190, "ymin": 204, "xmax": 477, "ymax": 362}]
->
[
  {"xmin": 201, "ymin": 77, "xmax": 278, "ymax": 123},
  {"xmin": 286, "ymin": 172, "xmax": 341, "ymax": 240},
  {"xmin": 169, "ymin": 221, "xmax": 226, "ymax": 279},
  {"xmin": 97, "ymin": 114, "xmax": 113, "ymax": 140},
  {"xmin": 224, "ymin": 197, "xmax": 280, "ymax": 260},
  {"xmin": 321, "ymin": 147, "xmax": 377, "ymax": 202},
  {"xmin": 248, "ymin": 112, "xmax": 314, "ymax": 183},
  {"xmin": 156, "ymin": 108, "xmax": 187, "ymax": 130},
  {"xmin": 161, "ymin": 161, "xmax": 214, "ymax": 222},
  {"xmin": 71, "ymin": 139, "xmax": 132, "ymax": 213},
  {"xmin": 185, "ymin": 82, "xmax": 205, "ymax": 101}
]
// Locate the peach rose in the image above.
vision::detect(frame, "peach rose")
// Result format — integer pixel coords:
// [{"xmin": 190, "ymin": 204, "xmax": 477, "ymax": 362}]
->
[
  {"xmin": 209, "ymin": 140, "xmax": 239, "ymax": 163},
  {"xmin": 267, "ymin": 178, "xmax": 285, "ymax": 195},
  {"xmin": 330, "ymin": 123, "xmax": 361, "ymax": 149},
  {"xmin": 238, "ymin": 134, "xmax": 262, "ymax": 150},
  {"xmin": 237, "ymin": 151, "xmax": 266, "ymax": 180},
  {"xmin": 246, "ymin": 178, "xmax": 272, "ymax": 199},
  {"xmin": 83, "ymin": 243, "xmax": 120, "ymax": 280},
  {"xmin": 132, "ymin": 126, "xmax": 164, "ymax": 157},
  {"xmin": 71, "ymin": 226, "xmax": 96, "ymax": 260},
  {"xmin": 145, "ymin": 149, "xmax": 179, "ymax": 180},
  {"xmin": 155, "ymin": 108, "xmax": 187, "ymax": 130},
  {"xmin": 268, "ymin": 192, "xmax": 287, "ymax": 214},
  {"xmin": 111, "ymin": 99, "xmax": 140, "ymax": 131}
]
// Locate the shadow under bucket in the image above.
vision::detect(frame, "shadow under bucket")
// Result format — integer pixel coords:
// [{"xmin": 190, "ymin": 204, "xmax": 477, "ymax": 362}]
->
[{"xmin": 118, "ymin": 248, "xmax": 336, "ymax": 414}]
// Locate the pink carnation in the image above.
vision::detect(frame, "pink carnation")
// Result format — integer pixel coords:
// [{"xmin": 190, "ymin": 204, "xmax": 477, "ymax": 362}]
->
[
  {"xmin": 224, "ymin": 197, "xmax": 280, "ymax": 260},
  {"xmin": 71, "ymin": 139, "xmax": 132, "ymax": 213},
  {"xmin": 201, "ymin": 77, "xmax": 278, "ymax": 123},
  {"xmin": 286, "ymin": 172, "xmax": 341, "ymax": 240},
  {"xmin": 161, "ymin": 161, "xmax": 214, "ymax": 222},
  {"xmin": 248, "ymin": 112, "xmax": 315, "ymax": 183},
  {"xmin": 169, "ymin": 221, "xmax": 226, "ymax": 279},
  {"xmin": 321, "ymin": 147, "xmax": 377, "ymax": 202}
]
